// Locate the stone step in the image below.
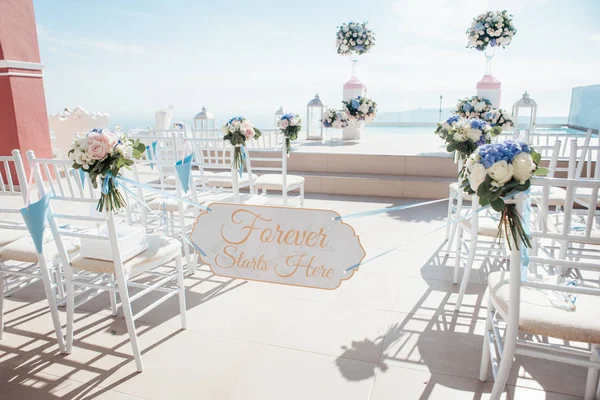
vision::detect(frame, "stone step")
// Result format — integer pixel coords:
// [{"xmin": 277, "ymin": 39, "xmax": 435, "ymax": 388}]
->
[
  {"xmin": 288, "ymin": 171, "xmax": 455, "ymax": 199},
  {"xmin": 250, "ymin": 150, "xmax": 457, "ymax": 178}
]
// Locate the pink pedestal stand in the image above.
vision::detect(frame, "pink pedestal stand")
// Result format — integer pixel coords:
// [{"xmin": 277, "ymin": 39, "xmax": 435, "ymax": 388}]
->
[
  {"xmin": 476, "ymin": 75, "xmax": 501, "ymax": 109},
  {"xmin": 343, "ymin": 77, "xmax": 367, "ymax": 140}
]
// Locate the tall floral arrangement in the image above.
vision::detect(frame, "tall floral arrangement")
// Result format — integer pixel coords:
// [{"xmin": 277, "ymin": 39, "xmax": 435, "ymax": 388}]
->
[
  {"xmin": 277, "ymin": 113, "xmax": 302, "ymax": 155},
  {"xmin": 69, "ymin": 128, "xmax": 146, "ymax": 212},
  {"xmin": 222, "ymin": 117, "xmax": 262, "ymax": 169},
  {"xmin": 461, "ymin": 141, "xmax": 546, "ymax": 249},
  {"xmin": 454, "ymin": 96, "xmax": 492, "ymax": 119},
  {"xmin": 435, "ymin": 117, "xmax": 497, "ymax": 160},
  {"xmin": 467, "ymin": 10, "xmax": 516, "ymax": 51},
  {"xmin": 321, "ymin": 109, "xmax": 350, "ymax": 129},
  {"xmin": 483, "ymin": 109, "xmax": 514, "ymax": 132},
  {"xmin": 342, "ymin": 95, "xmax": 377, "ymax": 123},
  {"xmin": 336, "ymin": 21, "xmax": 375, "ymax": 56}
]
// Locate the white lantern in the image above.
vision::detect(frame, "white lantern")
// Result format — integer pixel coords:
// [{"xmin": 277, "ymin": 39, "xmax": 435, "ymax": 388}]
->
[
  {"xmin": 512, "ymin": 92, "xmax": 537, "ymax": 135},
  {"xmin": 306, "ymin": 94, "xmax": 325, "ymax": 141},
  {"xmin": 193, "ymin": 106, "xmax": 216, "ymax": 131},
  {"xmin": 275, "ymin": 106, "xmax": 285, "ymax": 128}
]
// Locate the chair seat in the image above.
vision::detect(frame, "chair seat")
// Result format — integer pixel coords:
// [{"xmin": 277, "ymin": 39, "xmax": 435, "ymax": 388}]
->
[
  {"xmin": 460, "ymin": 216, "xmax": 502, "ymax": 238},
  {"xmin": 574, "ymin": 187, "xmax": 600, "ymax": 206},
  {"xmin": 164, "ymin": 172, "xmax": 213, "ymax": 186},
  {"xmin": 0, "ymin": 228, "xmax": 28, "ymax": 247},
  {"xmin": 254, "ymin": 174, "xmax": 305, "ymax": 190},
  {"xmin": 205, "ymin": 172, "xmax": 257, "ymax": 188},
  {"xmin": 149, "ymin": 197, "xmax": 190, "ymax": 212},
  {"xmin": 70, "ymin": 234, "xmax": 182, "ymax": 277},
  {"xmin": 488, "ymin": 271, "xmax": 600, "ymax": 344},
  {"xmin": 0, "ymin": 234, "xmax": 80, "ymax": 263},
  {"xmin": 531, "ymin": 186, "xmax": 567, "ymax": 207},
  {"xmin": 449, "ymin": 182, "xmax": 472, "ymax": 201}
]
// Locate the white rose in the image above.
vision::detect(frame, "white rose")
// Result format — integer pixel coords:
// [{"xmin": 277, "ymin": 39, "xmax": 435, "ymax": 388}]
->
[
  {"xmin": 487, "ymin": 160, "xmax": 514, "ymax": 187},
  {"xmin": 466, "ymin": 128, "xmax": 482, "ymax": 142},
  {"xmin": 289, "ymin": 118, "xmax": 298, "ymax": 126},
  {"xmin": 512, "ymin": 153, "xmax": 536, "ymax": 183},
  {"xmin": 474, "ymin": 102, "xmax": 486, "ymax": 112},
  {"xmin": 453, "ymin": 126, "xmax": 468, "ymax": 141},
  {"xmin": 228, "ymin": 124, "xmax": 237, "ymax": 133},
  {"xmin": 468, "ymin": 163, "xmax": 487, "ymax": 192},
  {"xmin": 358, "ymin": 103, "xmax": 369, "ymax": 113}
]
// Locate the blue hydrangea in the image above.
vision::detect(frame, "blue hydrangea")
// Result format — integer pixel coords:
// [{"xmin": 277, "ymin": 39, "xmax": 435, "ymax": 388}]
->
[
  {"xmin": 351, "ymin": 99, "xmax": 360, "ymax": 109},
  {"xmin": 228, "ymin": 116, "xmax": 243, "ymax": 124},
  {"xmin": 462, "ymin": 103, "xmax": 474, "ymax": 112},
  {"xmin": 475, "ymin": 22, "xmax": 484, "ymax": 30},
  {"xmin": 477, "ymin": 140, "xmax": 530, "ymax": 168},
  {"xmin": 446, "ymin": 115, "xmax": 461, "ymax": 125},
  {"xmin": 469, "ymin": 118, "xmax": 487, "ymax": 130},
  {"xmin": 490, "ymin": 39, "xmax": 497, "ymax": 47}
]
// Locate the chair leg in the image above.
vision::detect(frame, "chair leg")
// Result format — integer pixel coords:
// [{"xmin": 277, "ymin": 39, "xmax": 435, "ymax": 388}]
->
[
  {"xmin": 64, "ymin": 265, "xmax": 75, "ymax": 354},
  {"xmin": 445, "ymin": 195, "xmax": 453, "ymax": 241},
  {"xmin": 455, "ymin": 231, "xmax": 478, "ymax": 312},
  {"xmin": 109, "ymin": 275, "xmax": 118, "ymax": 316},
  {"xmin": 53, "ymin": 259, "xmax": 65, "ymax": 301},
  {"xmin": 0, "ymin": 266, "xmax": 4, "ymax": 340},
  {"xmin": 283, "ymin": 188, "xmax": 288, "ymax": 206},
  {"xmin": 453, "ymin": 225, "xmax": 463, "ymax": 284},
  {"xmin": 175, "ymin": 254, "xmax": 187, "ymax": 330},
  {"xmin": 584, "ymin": 344, "xmax": 599, "ymax": 400},
  {"xmin": 116, "ymin": 276, "xmax": 143, "ymax": 372},
  {"xmin": 479, "ymin": 296, "xmax": 494, "ymax": 382},
  {"xmin": 38, "ymin": 255, "xmax": 66, "ymax": 353}
]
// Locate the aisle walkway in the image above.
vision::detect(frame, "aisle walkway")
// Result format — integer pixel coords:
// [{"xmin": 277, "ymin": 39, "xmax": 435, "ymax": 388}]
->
[{"xmin": 0, "ymin": 195, "xmax": 587, "ymax": 399}]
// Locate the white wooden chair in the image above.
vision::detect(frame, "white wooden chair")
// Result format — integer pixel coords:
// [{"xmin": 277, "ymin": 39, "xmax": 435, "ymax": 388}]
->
[
  {"xmin": 0, "ymin": 150, "xmax": 67, "ymax": 352},
  {"xmin": 27, "ymin": 151, "xmax": 186, "ymax": 372},
  {"xmin": 453, "ymin": 141, "xmax": 562, "ymax": 311},
  {"xmin": 480, "ymin": 177, "xmax": 600, "ymax": 400},
  {"xmin": 246, "ymin": 138, "xmax": 305, "ymax": 207}
]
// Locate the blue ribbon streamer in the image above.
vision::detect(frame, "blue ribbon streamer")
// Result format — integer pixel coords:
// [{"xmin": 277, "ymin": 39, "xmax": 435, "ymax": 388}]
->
[
  {"xmin": 175, "ymin": 153, "xmax": 194, "ymax": 193},
  {"xmin": 239, "ymin": 145, "xmax": 246, "ymax": 178},
  {"xmin": 73, "ymin": 168, "xmax": 86, "ymax": 189},
  {"xmin": 521, "ymin": 189, "xmax": 532, "ymax": 282},
  {"xmin": 334, "ymin": 198, "xmax": 450, "ymax": 221},
  {"xmin": 20, "ymin": 191, "xmax": 52, "ymax": 254},
  {"xmin": 101, "ymin": 172, "xmax": 118, "ymax": 195},
  {"xmin": 146, "ymin": 141, "xmax": 157, "ymax": 169},
  {"xmin": 114, "ymin": 175, "xmax": 211, "ymax": 211}
]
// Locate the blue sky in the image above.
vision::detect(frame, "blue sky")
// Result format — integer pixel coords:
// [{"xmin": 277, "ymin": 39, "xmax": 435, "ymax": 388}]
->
[{"xmin": 34, "ymin": 0, "xmax": 599, "ymax": 128}]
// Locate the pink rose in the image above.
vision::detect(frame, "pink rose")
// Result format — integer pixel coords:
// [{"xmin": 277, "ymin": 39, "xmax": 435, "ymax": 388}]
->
[
  {"xmin": 279, "ymin": 119, "xmax": 289, "ymax": 129},
  {"xmin": 88, "ymin": 141, "xmax": 110, "ymax": 160},
  {"xmin": 244, "ymin": 128, "xmax": 254, "ymax": 140}
]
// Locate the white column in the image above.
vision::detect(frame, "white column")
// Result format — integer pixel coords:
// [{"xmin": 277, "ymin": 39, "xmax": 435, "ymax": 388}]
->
[{"xmin": 343, "ymin": 78, "xmax": 367, "ymax": 140}]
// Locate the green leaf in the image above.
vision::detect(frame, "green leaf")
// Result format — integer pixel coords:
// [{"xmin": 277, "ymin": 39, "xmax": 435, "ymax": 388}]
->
[
  {"xmin": 534, "ymin": 167, "xmax": 549, "ymax": 176},
  {"xmin": 490, "ymin": 126, "xmax": 502, "ymax": 137},
  {"xmin": 477, "ymin": 183, "xmax": 491, "ymax": 198},
  {"xmin": 490, "ymin": 197, "xmax": 505, "ymax": 212},
  {"xmin": 253, "ymin": 127, "xmax": 262, "ymax": 139},
  {"xmin": 531, "ymin": 150, "xmax": 541, "ymax": 166}
]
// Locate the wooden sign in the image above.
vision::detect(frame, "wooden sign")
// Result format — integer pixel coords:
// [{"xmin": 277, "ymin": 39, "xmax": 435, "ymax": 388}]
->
[{"xmin": 191, "ymin": 203, "xmax": 365, "ymax": 290}]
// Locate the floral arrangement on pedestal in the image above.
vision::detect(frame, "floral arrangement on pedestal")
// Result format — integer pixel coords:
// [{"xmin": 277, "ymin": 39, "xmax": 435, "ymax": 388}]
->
[
  {"xmin": 436, "ymin": 117, "xmax": 497, "ymax": 160},
  {"xmin": 277, "ymin": 113, "xmax": 302, "ymax": 155},
  {"xmin": 336, "ymin": 21, "xmax": 375, "ymax": 56},
  {"xmin": 173, "ymin": 121, "xmax": 186, "ymax": 129},
  {"xmin": 467, "ymin": 10, "xmax": 516, "ymax": 51},
  {"xmin": 483, "ymin": 109, "xmax": 514, "ymax": 132},
  {"xmin": 69, "ymin": 128, "xmax": 146, "ymax": 212},
  {"xmin": 461, "ymin": 141, "xmax": 546, "ymax": 249},
  {"xmin": 454, "ymin": 96, "xmax": 493, "ymax": 119},
  {"xmin": 321, "ymin": 109, "xmax": 350, "ymax": 129},
  {"xmin": 222, "ymin": 117, "xmax": 262, "ymax": 169},
  {"xmin": 342, "ymin": 95, "xmax": 377, "ymax": 124}
]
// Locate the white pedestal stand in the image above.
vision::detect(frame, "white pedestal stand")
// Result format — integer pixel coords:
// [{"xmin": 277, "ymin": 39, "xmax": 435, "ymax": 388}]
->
[
  {"xmin": 476, "ymin": 75, "xmax": 502, "ymax": 109},
  {"xmin": 343, "ymin": 76, "xmax": 367, "ymax": 141}
]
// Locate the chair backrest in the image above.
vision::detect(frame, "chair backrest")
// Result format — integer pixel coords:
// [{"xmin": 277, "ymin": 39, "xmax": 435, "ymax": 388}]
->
[
  {"xmin": 187, "ymin": 129, "xmax": 222, "ymax": 140},
  {"xmin": 527, "ymin": 129, "xmax": 595, "ymax": 160},
  {"xmin": 567, "ymin": 139, "xmax": 600, "ymax": 179},
  {"xmin": 532, "ymin": 140, "xmax": 561, "ymax": 178},
  {"xmin": 27, "ymin": 150, "xmax": 140, "ymax": 280},
  {"xmin": 526, "ymin": 177, "xmax": 600, "ymax": 298},
  {"xmin": 0, "ymin": 150, "xmax": 30, "ymax": 231},
  {"xmin": 244, "ymin": 129, "xmax": 282, "ymax": 149}
]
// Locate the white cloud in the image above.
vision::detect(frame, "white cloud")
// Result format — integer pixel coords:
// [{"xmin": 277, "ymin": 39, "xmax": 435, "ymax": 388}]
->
[{"xmin": 589, "ymin": 34, "xmax": 600, "ymax": 42}]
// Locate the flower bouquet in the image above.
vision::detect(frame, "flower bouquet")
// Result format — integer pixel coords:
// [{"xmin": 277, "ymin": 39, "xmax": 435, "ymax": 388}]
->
[
  {"xmin": 342, "ymin": 95, "xmax": 377, "ymax": 124},
  {"xmin": 336, "ymin": 21, "xmax": 375, "ymax": 56},
  {"xmin": 483, "ymin": 109, "xmax": 514, "ymax": 133},
  {"xmin": 277, "ymin": 113, "xmax": 302, "ymax": 155},
  {"xmin": 454, "ymin": 96, "xmax": 492, "ymax": 119},
  {"xmin": 69, "ymin": 128, "xmax": 146, "ymax": 212},
  {"xmin": 467, "ymin": 10, "xmax": 516, "ymax": 51},
  {"xmin": 222, "ymin": 117, "xmax": 262, "ymax": 169},
  {"xmin": 461, "ymin": 141, "xmax": 547, "ymax": 249},
  {"xmin": 321, "ymin": 109, "xmax": 350, "ymax": 129},
  {"xmin": 436, "ymin": 116, "xmax": 497, "ymax": 160}
]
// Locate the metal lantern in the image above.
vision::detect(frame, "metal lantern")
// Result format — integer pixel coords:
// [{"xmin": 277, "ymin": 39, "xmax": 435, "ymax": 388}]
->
[
  {"xmin": 275, "ymin": 106, "xmax": 285, "ymax": 128},
  {"xmin": 193, "ymin": 106, "xmax": 216, "ymax": 130},
  {"xmin": 306, "ymin": 93, "xmax": 325, "ymax": 141},
  {"xmin": 512, "ymin": 92, "xmax": 538, "ymax": 135}
]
